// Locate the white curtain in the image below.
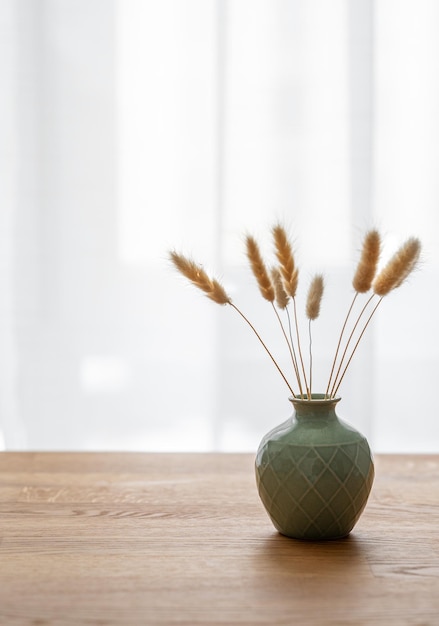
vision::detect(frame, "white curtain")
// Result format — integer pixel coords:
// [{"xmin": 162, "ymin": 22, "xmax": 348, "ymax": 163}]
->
[{"xmin": 1, "ymin": 0, "xmax": 438, "ymax": 452}]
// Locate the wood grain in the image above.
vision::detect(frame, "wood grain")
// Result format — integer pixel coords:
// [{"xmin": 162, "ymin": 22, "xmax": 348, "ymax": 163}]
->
[{"xmin": 0, "ymin": 453, "xmax": 438, "ymax": 625}]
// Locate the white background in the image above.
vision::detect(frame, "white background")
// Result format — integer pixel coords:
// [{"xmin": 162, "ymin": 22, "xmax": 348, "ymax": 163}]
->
[{"xmin": 1, "ymin": 0, "xmax": 438, "ymax": 452}]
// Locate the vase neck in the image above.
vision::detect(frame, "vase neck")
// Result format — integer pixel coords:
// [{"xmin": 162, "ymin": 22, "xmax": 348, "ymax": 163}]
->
[{"xmin": 289, "ymin": 395, "xmax": 340, "ymax": 421}]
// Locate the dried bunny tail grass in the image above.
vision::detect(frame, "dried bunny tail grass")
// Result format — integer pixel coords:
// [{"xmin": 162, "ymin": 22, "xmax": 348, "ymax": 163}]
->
[
  {"xmin": 306, "ymin": 274, "xmax": 324, "ymax": 320},
  {"xmin": 271, "ymin": 267, "xmax": 290, "ymax": 309},
  {"xmin": 210, "ymin": 278, "xmax": 232, "ymax": 305},
  {"xmin": 169, "ymin": 251, "xmax": 231, "ymax": 305},
  {"xmin": 352, "ymin": 229, "xmax": 381, "ymax": 293},
  {"xmin": 373, "ymin": 237, "xmax": 421, "ymax": 296},
  {"xmin": 245, "ymin": 235, "xmax": 275, "ymax": 302},
  {"xmin": 272, "ymin": 224, "xmax": 299, "ymax": 297},
  {"xmin": 392, "ymin": 239, "xmax": 422, "ymax": 288},
  {"xmin": 169, "ymin": 252, "xmax": 210, "ymax": 290}
]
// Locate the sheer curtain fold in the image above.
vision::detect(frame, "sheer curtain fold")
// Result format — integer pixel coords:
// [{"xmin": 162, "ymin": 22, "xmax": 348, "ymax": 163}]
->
[
  {"xmin": 0, "ymin": 1, "xmax": 22, "ymax": 448},
  {"xmin": 1, "ymin": 0, "xmax": 438, "ymax": 451}
]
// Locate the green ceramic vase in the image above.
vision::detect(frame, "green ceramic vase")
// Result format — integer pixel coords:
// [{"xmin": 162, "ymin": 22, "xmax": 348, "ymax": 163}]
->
[{"xmin": 255, "ymin": 394, "xmax": 374, "ymax": 540}]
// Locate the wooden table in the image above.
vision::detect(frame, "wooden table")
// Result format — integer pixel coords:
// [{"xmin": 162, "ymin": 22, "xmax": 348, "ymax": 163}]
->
[{"xmin": 0, "ymin": 453, "xmax": 438, "ymax": 625}]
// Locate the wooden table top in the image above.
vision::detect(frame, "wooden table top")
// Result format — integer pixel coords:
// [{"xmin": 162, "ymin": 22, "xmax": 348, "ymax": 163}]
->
[{"xmin": 0, "ymin": 453, "xmax": 438, "ymax": 625}]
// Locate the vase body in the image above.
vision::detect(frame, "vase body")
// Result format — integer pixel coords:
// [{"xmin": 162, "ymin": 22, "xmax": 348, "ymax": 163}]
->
[{"xmin": 255, "ymin": 394, "xmax": 374, "ymax": 540}]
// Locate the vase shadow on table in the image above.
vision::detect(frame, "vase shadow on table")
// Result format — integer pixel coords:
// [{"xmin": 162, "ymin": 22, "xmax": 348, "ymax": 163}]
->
[
  {"xmin": 254, "ymin": 531, "xmax": 369, "ymax": 579},
  {"xmin": 246, "ymin": 532, "xmax": 378, "ymax": 618}
]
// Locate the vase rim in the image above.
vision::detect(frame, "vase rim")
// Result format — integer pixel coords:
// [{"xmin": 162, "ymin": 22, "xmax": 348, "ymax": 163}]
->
[{"xmin": 289, "ymin": 393, "xmax": 341, "ymax": 404}]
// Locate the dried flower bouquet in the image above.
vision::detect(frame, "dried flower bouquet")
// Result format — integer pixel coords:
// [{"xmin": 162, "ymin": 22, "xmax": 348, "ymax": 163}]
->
[{"xmin": 170, "ymin": 225, "xmax": 421, "ymax": 400}]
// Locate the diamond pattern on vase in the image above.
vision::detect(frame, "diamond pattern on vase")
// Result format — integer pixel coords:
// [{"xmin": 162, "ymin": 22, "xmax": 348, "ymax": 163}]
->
[{"xmin": 256, "ymin": 439, "xmax": 374, "ymax": 540}]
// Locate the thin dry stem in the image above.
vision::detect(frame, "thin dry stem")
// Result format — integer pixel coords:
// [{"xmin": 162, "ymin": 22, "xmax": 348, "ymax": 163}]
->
[
  {"xmin": 352, "ymin": 230, "xmax": 381, "ymax": 293},
  {"xmin": 271, "ymin": 266, "xmax": 301, "ymax": 391},
  {"xmin": 306, "ymin": 274, "xmax": 324, "ymax": 395},
  {"xmin": 170, "ymin": 250, "xmax": 295, "ymax": 395},
  {"xmin": 329, "ymin": 293, "xmax": 376, "ymax": 397},
  {"xmin": 229, "ymin": 302, "xmax": 295, "ymax": 396},
  {"xmin": 292, "ymin": 297, "xmax": 310, "ymax": 399},
  {"xmin": 325, "ymin": 292, "xmax": 358, "ymax": 397},
  {"xmin": 169, "ymin": 252, "xmax": 231, "ymax": 305},
  {"xmin": 373, "ymin": 237, "xmax": 421, "ymax": 296},
  {"xmin": 308, "ymin": 319, "xmax": 314, "ymax": 396},
  {"xmin": 270, "ymin": 302, "xmax": 301, "ymax": 396},
  {"xmin": 272, "ymin": 224, "xmax": 299, "ymax": 298},
  {"xmin": 245, "ymin": 236, "xmax": 275, "ymax": 302},
  {"xmin": 286, "ymin": 308, "xmax": 304, "ymax": 397},
  {"xmin": 332, "ymin": 297, "xmax": 384, "ymax": 397}
]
